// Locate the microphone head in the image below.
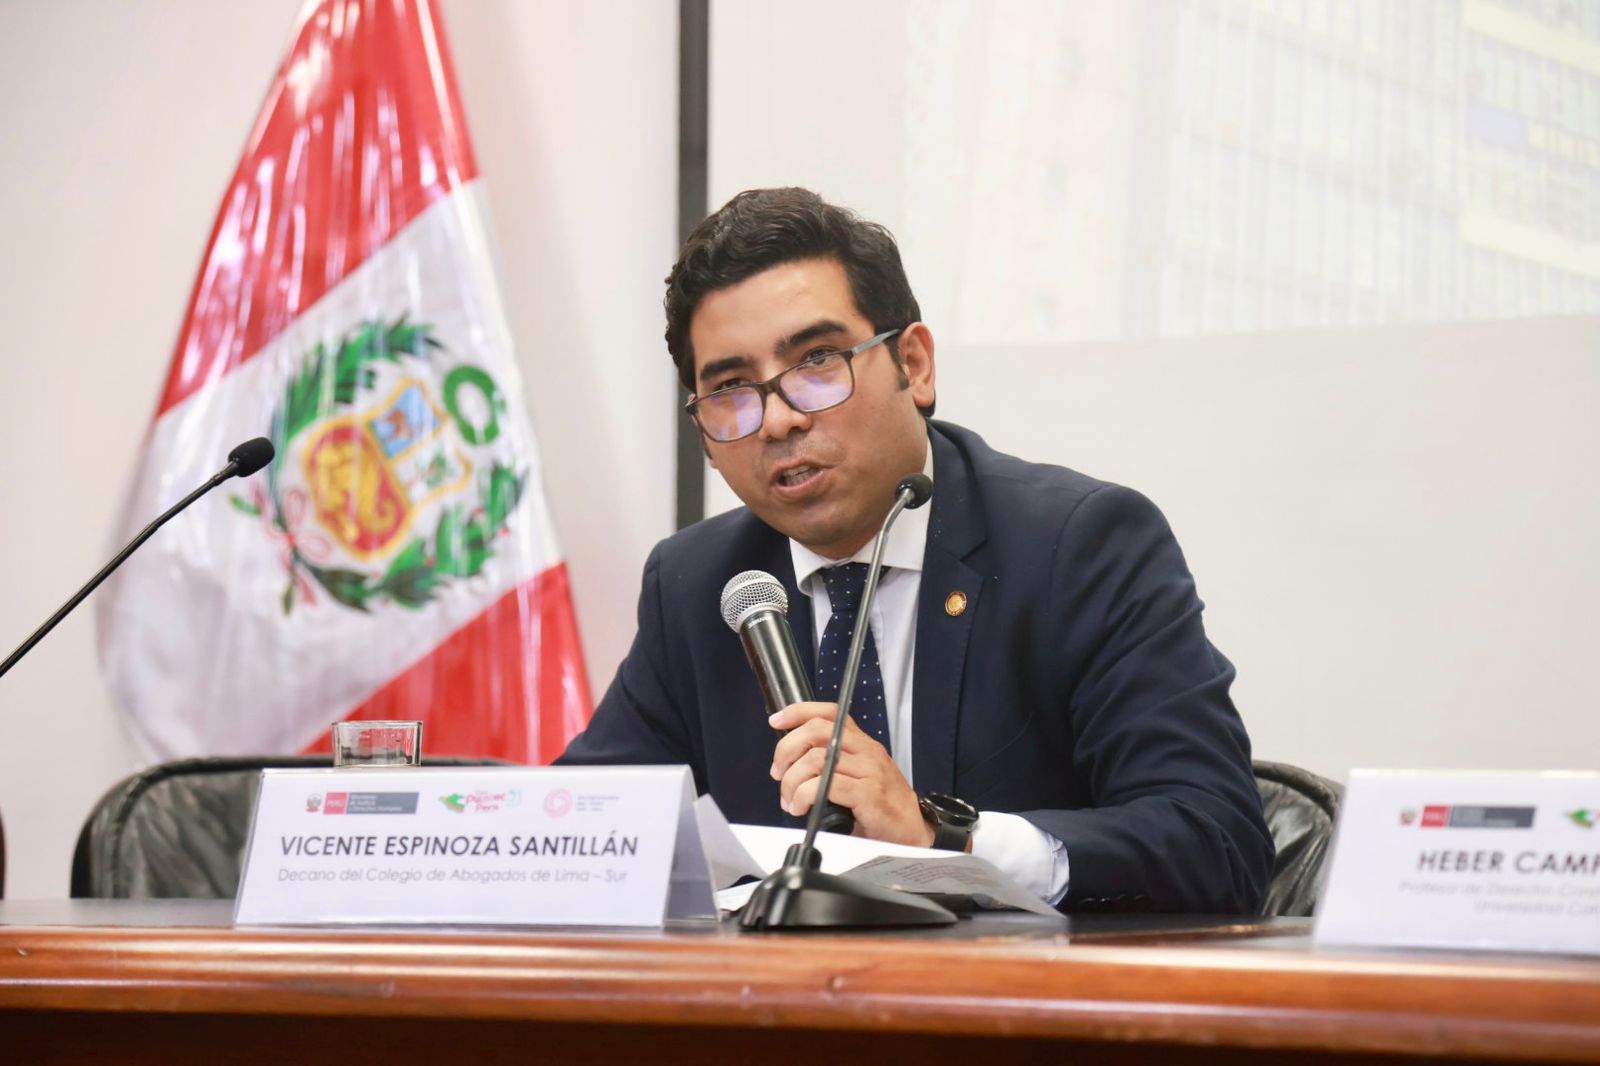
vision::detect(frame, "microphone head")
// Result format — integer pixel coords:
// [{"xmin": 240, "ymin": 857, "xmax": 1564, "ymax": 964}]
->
[
  {"xmin": 228, "ymin": 437, "xmax": 276, "ymax": 478},
  {"xmin": 896, "ymin": 473, "xmax": 934, "ymax": 510},
  {"xmin": 720, "ymin": 569, "xmax": 788, "ymax": 632}
]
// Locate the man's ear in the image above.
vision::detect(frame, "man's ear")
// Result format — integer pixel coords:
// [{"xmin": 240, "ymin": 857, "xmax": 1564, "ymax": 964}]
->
[{"xmin": 898, "ymin": 322, "xmax": 936, "ymax": 410}]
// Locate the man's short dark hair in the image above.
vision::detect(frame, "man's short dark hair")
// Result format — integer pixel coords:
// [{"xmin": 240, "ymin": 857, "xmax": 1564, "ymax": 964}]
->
[{"xmin": 664, "ymin": 188, "xmax": 924, "ymax": 397}]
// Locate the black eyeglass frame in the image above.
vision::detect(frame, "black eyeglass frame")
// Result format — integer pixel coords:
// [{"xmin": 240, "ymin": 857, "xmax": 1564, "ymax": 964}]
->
[{"xmin": 684, "ymin": 328, "xmax": 903, "ymax": 443}]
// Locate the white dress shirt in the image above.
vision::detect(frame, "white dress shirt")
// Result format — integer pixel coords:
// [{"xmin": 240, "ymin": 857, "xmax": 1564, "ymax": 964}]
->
[{"xmin": 786, "ymin": 437, "xmax": 1071, "ymax": 904}]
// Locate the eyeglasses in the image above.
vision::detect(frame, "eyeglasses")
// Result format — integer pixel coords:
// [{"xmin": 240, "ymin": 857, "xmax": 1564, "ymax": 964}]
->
[{"xmin": 685, "ymin": 329, "xmax": 902, "ymax": 443}]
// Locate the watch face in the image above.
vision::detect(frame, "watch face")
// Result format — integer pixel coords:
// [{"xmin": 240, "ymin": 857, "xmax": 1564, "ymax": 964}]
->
[{"xmin": 923, "ymin": 793, "xmax": 978, "ymax": 827}]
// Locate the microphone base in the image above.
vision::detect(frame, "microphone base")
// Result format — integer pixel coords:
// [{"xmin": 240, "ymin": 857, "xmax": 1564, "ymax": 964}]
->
[{"xmin": 737, "ymin": 847, "xmax": 958, "ymax": 931}]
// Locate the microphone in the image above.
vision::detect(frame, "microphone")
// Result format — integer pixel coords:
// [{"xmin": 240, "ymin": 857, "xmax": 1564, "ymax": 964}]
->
[
  {"xmin": 896, "ymin": 472, "xmax": 933, "ymax": 510},
  {"xmin": 739, "ymin": 472, "xmax": 955, "ymax": 930},
  {"xmin": 0, "ymin": 436, "xmax": 276, "ymax": 680},
  {"xmin": 720, "ymin": 570, "xmax": 854, "ymax": 835},
  {"xmin": 227, "ymin": 436, "xmax": 275, "ymax": 477}
]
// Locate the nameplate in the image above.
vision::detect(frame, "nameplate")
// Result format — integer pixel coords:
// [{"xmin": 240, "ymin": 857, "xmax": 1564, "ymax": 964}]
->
[
  {"xmin": 234, "ymin": 765, "xmax": 717, "ymax": 927},
  {"xmin": 1314, "ymin": 770, "xmax": 1600, "ymax": 956}
]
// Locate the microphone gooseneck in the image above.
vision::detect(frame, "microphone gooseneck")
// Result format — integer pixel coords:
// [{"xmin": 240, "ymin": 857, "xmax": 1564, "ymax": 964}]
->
[
  {"xmin": 796, "ymin": 475, "xmax": 928, "ymax": 853},
  {"xmin": 0, "ymin": 437, "xmax": 276, "ymax": 680},
  {"xmin": 738, "ymin": 473, "xmax": 954, "ymax": 930}
]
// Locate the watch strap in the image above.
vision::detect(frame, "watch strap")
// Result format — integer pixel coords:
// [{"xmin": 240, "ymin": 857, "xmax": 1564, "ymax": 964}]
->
[
  {"xmin": 920, "ymin": 793, "xmax": 977, "ymax": 852},
  {"xmin": 929, "ymin": 817, "xmax": 971, "ymax": 852}
]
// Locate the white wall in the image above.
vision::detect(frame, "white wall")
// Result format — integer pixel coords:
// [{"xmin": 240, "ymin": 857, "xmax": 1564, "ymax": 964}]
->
[
  {"xmin": 708, "ymin": 0, "xmax": 1600, "ymax": 781},
  {"xmin": 931, "ymin": 319, "xmax": 1600, "ymax": 779},
  {"xmin": 0, "ymin": 0, "xmax": 678, "ymax": 897}
]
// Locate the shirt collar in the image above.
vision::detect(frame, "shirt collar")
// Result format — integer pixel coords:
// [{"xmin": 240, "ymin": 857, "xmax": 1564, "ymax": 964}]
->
[{"xmin": 790, "ymin": 430, "xmax": 934, "ymax": 593}]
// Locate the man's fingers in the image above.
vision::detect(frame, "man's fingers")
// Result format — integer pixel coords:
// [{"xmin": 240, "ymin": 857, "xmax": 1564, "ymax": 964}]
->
[
  {"xmin": 770, "ymin": 718, "xmax": 864, "ymax": 779},
  {"xmin": 767, "ymin": 700, "xmax": 836, "ymax": 732},
  {"xmin": 789, "ymin": 769, "xmax": 875, "ymax": 817},
  {"xmin": 777, "ymin": 746, "xmax": 829, "ymax": 808}
]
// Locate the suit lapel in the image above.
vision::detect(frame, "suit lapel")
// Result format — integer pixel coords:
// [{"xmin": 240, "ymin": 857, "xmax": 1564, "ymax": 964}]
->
[{"xmin": 911, "ymin": 425, "xmax": 986, "ymax": 796}]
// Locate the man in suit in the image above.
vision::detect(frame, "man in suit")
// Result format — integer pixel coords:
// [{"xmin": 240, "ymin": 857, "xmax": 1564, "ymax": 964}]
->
[{"xmin": 560, "ymin": 188, "xmax": 1273, "ymax": 913}]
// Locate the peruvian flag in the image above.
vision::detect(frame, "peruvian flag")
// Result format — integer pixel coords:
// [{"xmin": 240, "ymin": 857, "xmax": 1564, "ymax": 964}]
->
[{"xmin": 96, "ymin": 0, "xmax": 592, "ymax": 762}]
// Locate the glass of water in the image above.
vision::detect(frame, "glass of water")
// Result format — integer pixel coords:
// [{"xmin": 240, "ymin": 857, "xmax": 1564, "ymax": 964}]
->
[{"xmin": 332, "ymin": 720, "xmax": 422, "ymax": 767}]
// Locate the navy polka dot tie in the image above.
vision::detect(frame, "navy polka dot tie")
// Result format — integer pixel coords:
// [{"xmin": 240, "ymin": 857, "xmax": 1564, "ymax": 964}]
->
[{"xmin": 816, "ymin": 563, "xmax": 891, "ymax": 754}]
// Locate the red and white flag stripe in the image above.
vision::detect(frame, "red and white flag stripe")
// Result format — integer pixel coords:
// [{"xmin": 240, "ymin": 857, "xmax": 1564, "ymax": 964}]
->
[{"xmin": 97, "ymin": 0, "xmax": 590, "ymax": 763}]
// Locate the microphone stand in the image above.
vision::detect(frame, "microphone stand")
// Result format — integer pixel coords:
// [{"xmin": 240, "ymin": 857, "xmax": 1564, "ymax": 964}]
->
[{"xmin": 739, "ymin": 476, "xmax": 956, "ymax": 930}]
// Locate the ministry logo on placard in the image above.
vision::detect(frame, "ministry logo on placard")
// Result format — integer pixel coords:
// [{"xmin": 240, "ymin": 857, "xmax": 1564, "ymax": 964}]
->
[
  {"xmin": 1404, "ymin": 804, "xmax": 1537, "ymax": 829},
  {"xmin": 317, "ymin": 791, "xmax": 420, "ymax": 815},
  {"xmin": 230, "ymin": 317, "xmax": 525, "ymax": 614}
]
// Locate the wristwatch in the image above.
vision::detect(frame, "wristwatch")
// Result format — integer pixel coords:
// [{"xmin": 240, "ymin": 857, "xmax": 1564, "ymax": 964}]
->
[{"xmin": 918, "ymin": 792, "xmax": 979, "ymax": 852}]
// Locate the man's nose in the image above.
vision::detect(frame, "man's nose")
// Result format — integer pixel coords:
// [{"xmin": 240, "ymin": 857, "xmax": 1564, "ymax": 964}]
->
[{"xmin": 758, "ymin": 389, "xmax": 811, "ymax": 441}]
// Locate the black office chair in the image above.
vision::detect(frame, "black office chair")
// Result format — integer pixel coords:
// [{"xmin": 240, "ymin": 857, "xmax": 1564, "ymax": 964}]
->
[
  {"xmin": 1254, "ymin": 759, "xmax": 1342, "ymax": 917},
  {"xmin": 71, "ymin": 755, "xmax": 511, "ymax": 899}
]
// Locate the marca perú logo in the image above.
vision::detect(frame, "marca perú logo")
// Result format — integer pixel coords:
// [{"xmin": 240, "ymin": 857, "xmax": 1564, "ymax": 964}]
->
[
  {"xmin": 440, "ymin": 789, "xmax": 523, "ymax": 814},
  {"xmin": 543, "ymin": 788, "xmax": 574, "ymax": 818},
  {"xmin": 1568, "ymin": 808, "xmax": 1595, "ymax": 829},
  {"xmin": 230, "ymin": 317, "xmax": 525, "ymax": 614}
]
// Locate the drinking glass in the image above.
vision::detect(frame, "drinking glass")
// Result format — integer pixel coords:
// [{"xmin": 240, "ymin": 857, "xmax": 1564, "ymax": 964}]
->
[{"xmin": 332, "ymin": 720, "xmax": 422, "ymax": 767}]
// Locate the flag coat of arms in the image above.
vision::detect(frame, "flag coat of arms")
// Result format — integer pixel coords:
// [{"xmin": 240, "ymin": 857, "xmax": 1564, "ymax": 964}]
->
[{"xmin": 97, "ymin": 0, "xmax": 591, "ymax": 762}]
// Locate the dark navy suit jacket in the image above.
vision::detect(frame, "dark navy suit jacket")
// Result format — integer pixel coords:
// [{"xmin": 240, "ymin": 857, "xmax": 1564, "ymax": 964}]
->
[{"xmin": 560, "ymin": 421, "xmax": 1273, "ymax": 913}]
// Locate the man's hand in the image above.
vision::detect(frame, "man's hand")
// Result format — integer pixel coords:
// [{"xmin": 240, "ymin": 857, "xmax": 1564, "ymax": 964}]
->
[{"xmin": 768, "ymin": 701, "xmax": 933, "ymax": 847}]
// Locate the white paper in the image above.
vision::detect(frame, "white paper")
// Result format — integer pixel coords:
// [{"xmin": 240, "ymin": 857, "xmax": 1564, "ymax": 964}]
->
[
  {"xmin": 691, "ymin": 794, "xmax": 767, "ymax": 888},
  {"xmin": 731, "ymin": 823, "xmax": 944, "ymax": 873},
  {"xmin": 844, "ymin": 854, "xmax": 1064, "ymax": 917},
  {"xmin": 714, "ymin": 823, "xmax": 1058, "ymax": 916}
]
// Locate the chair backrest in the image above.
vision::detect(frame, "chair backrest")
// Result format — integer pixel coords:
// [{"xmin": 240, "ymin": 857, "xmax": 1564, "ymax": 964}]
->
[
  {"xmin": 1254, "ymin": 759, "xmax": 1342, "ymax": 917},
  {"xmin": 71, "ymin": 755, "xmax": 510, "ymax": 899}
]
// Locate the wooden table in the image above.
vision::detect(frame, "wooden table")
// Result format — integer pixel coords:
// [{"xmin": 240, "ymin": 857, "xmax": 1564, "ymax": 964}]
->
[{"xmin": 0, "ymin": 900, "xmax": 1596, "ymax": 1064}]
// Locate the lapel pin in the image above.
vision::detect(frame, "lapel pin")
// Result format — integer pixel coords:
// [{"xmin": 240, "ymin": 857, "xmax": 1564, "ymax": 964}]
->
[{"xmin": 944, "ymin": 590, "xmax": 967, "ymax": 617}]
